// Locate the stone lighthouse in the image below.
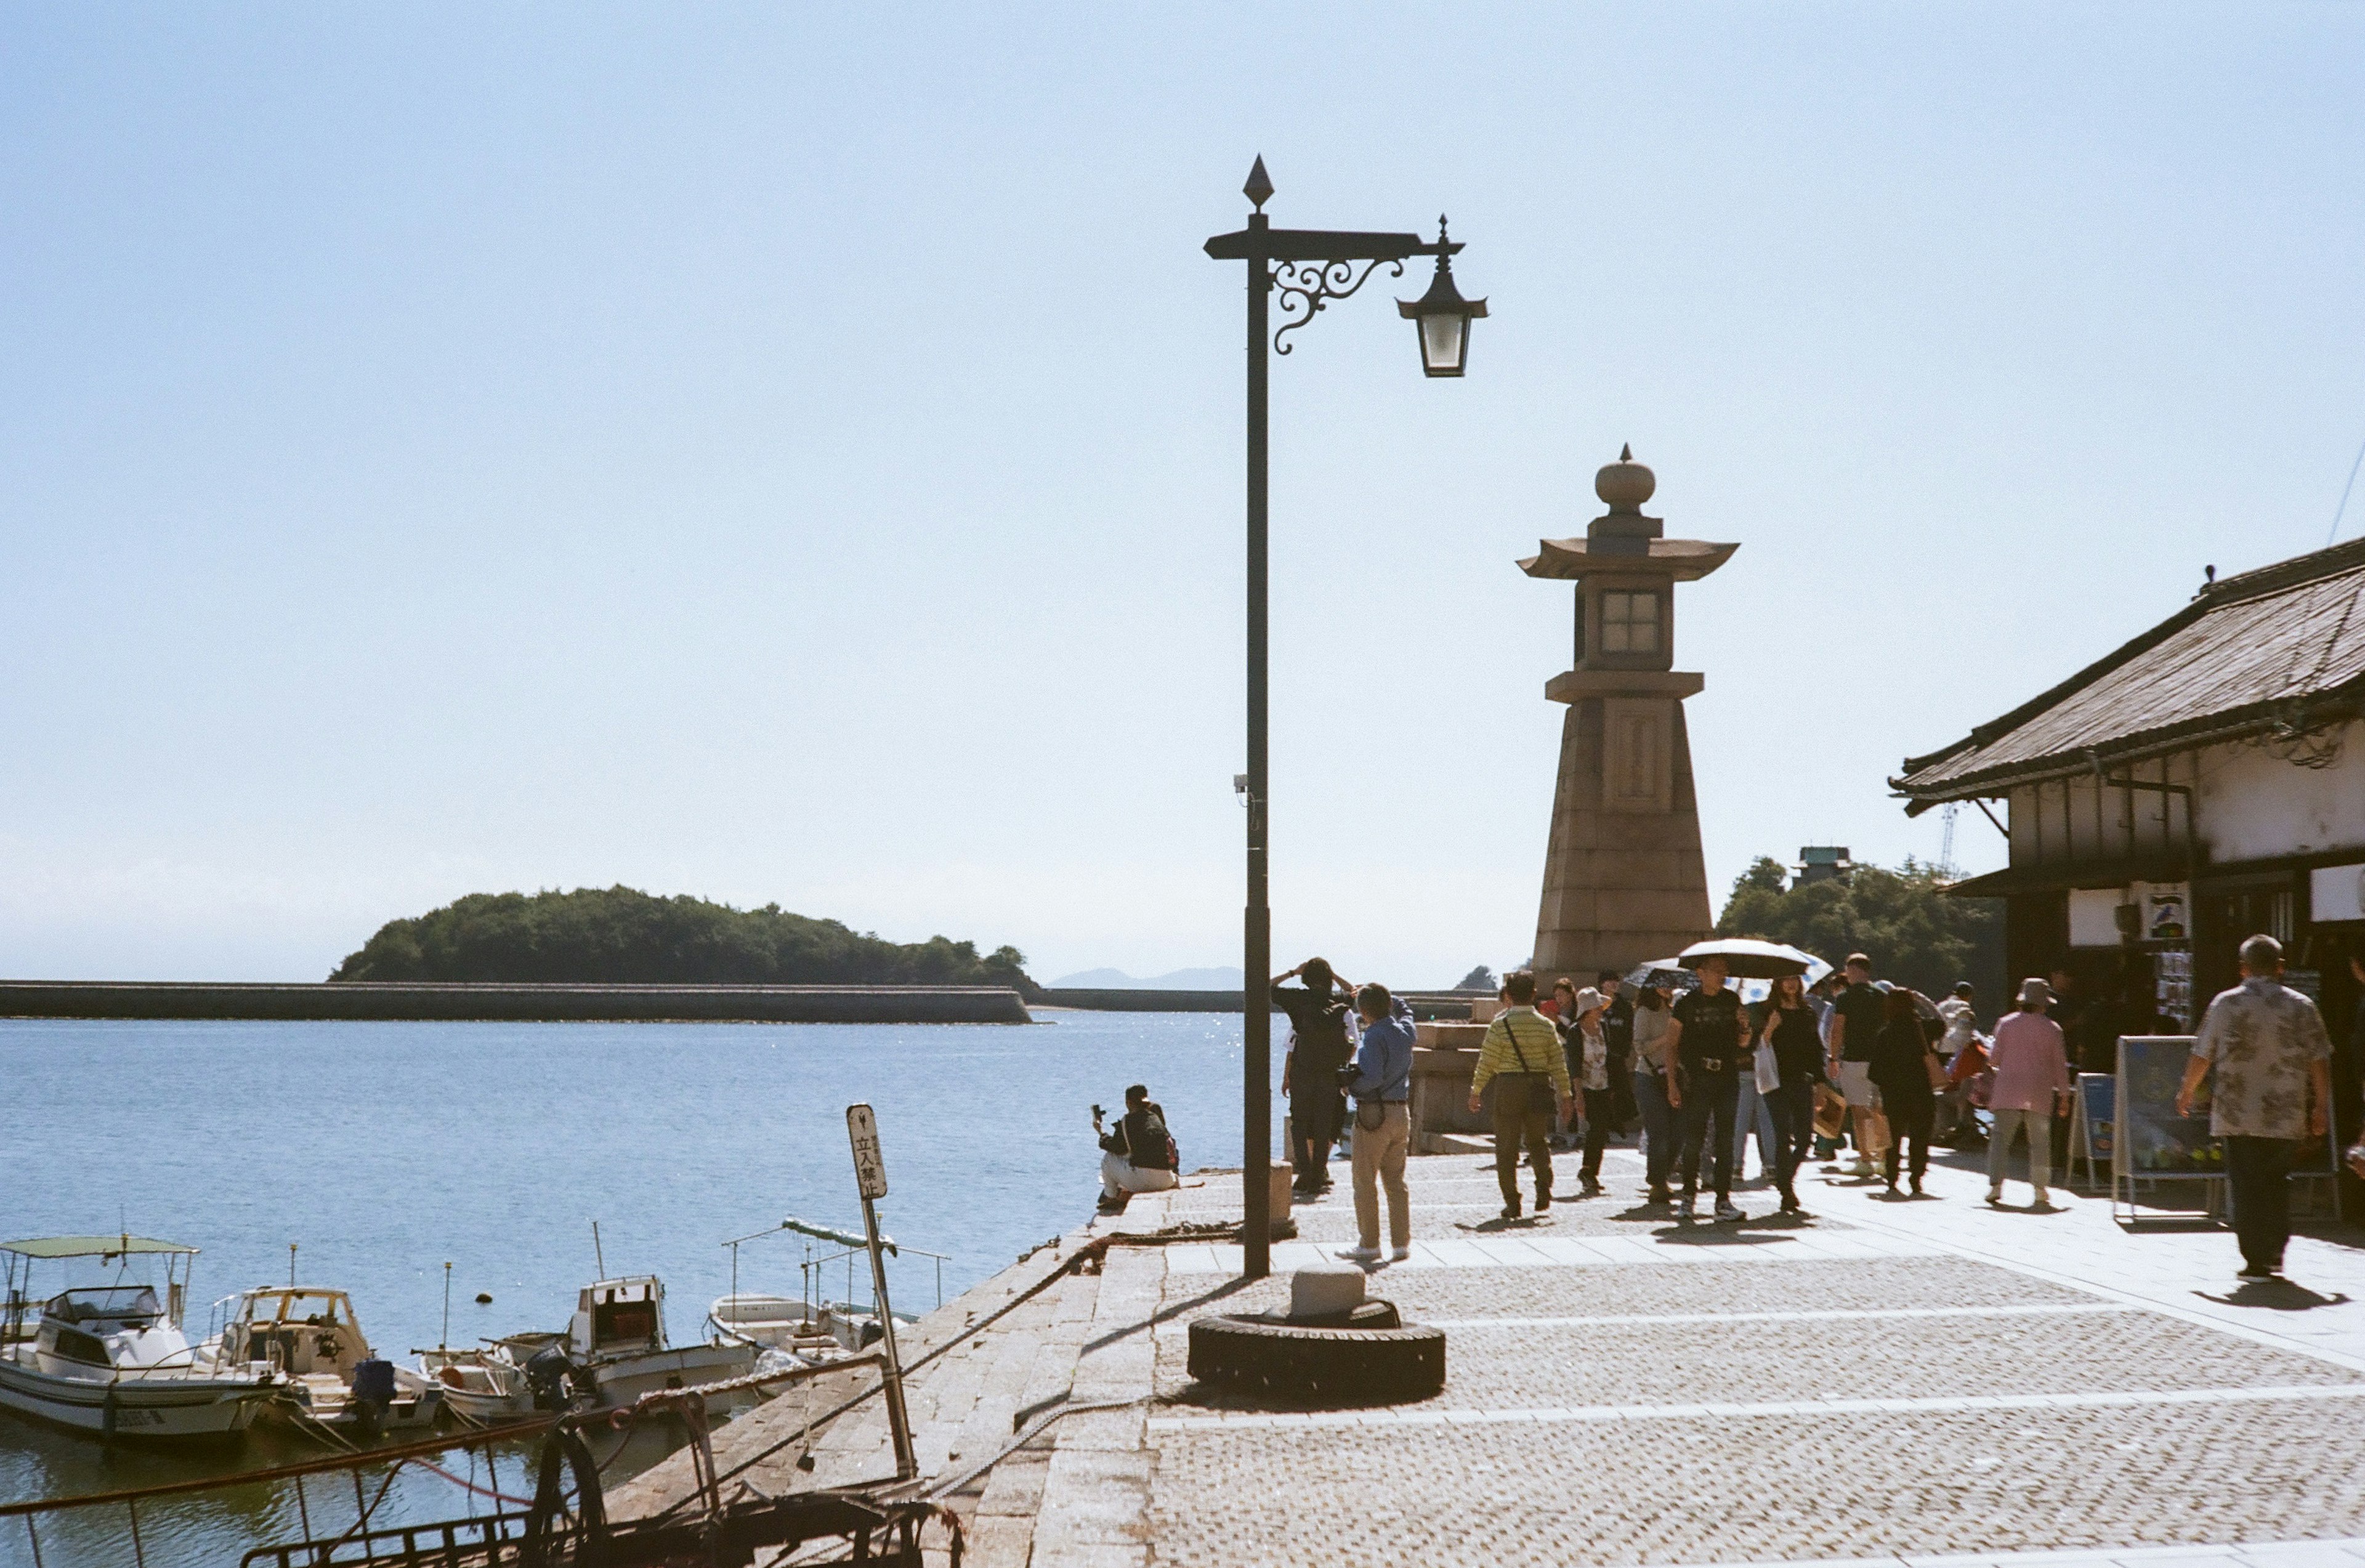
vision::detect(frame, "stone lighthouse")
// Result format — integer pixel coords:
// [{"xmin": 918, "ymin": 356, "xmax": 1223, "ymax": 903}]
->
[{"xmin": 1521, "ymin": 448, "xmax": 1736, "ymax": 979}]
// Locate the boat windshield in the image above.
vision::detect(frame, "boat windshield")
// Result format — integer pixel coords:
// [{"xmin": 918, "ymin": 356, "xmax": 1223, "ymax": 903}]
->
[
  {"xmin": 49, "ymin": 1286, "xmax": 162, "ymax": 1326},
  {"xmin": 241, "ymin": 1290, "xmax": 345, "ymax": 1325}
]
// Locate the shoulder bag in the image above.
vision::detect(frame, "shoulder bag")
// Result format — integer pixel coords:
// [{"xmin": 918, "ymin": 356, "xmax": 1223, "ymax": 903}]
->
[{"xmin": 1491, "ymin": 1012, "xmax": 1554, "ymax": 1122}]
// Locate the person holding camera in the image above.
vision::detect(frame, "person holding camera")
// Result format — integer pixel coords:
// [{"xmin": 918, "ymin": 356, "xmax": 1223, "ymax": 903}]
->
[{"xmin": 1094, "ymin": 1085, "xmax": 1178, "ymax": 1214}]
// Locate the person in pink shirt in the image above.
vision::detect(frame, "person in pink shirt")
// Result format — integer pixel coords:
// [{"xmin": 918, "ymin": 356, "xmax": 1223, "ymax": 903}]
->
[{"xmin": 1986, "ymin": 977, "xmax": 2074, "ymax": 1209}]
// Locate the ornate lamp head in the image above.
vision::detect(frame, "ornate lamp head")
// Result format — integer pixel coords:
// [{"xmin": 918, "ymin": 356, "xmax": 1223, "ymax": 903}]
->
[{"xmin": 1397, "ymin": 217, "xmax": 1487, "ymax": 378}]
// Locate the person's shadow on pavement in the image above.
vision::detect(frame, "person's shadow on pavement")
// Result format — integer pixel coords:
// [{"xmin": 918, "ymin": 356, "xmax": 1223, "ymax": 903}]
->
[{"xmin": 2193, "ymin": 1280, "xmax": 2352, "ymax": 1310}]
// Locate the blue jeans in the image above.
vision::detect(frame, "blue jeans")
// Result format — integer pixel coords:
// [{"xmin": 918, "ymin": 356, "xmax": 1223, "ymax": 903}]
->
[
  {"xmin": 1730, "ymin": 1078, "xmax": 1779, "ymax": 1179},
  {"xmin": 1765, "ymin": 1078, "xmax": 1816, "ymax": 1202},
  {"xmin": 1634, "ymin": 1070, "xmax": 1675, "ymax": 1190}
]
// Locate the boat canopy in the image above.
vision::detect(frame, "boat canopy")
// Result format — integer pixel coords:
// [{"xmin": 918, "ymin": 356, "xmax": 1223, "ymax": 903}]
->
[{"xmin": 2, "ymin": 1235, "xmax": 198, "ymax": 1259}]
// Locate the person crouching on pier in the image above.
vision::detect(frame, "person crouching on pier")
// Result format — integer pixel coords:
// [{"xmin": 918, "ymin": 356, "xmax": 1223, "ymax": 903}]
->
[
  {"xmin": 1469, "ymin": 970, "xmax": 1572, "ymax": 1221},
  {"xmin": 1338, "ymin": 982, "xmax": 1415, "ymax": 1263},
  {"xmin": 1095, "ymin": 1086, "xmax": 1178, "ymax": 1214}
]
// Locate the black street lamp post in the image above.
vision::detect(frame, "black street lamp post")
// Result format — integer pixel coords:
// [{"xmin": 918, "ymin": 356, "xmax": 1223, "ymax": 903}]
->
[{"xmin": 1203, "ymin": 157, "xmax": 1486, "ymax": 1279}]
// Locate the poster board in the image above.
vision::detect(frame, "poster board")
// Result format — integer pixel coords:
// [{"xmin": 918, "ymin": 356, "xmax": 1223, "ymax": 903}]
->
[
  {"xmin": 2112, "ymin": 1035, "xmax": 2220, "ymax": 1222},
  {"xmin": 2070, "ymin": 1073, "xmax": 2114, "ymax": 1189},
  {"xmin": 2111, "ymin": 1033, "xmax": 2345, "ymax": 1223}
]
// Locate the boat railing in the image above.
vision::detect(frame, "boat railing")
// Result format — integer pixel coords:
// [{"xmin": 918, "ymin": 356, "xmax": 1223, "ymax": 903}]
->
[
  {"xmin": 720, "ymin": 1219, "xmax": 950, "ymax": 1324},
  {"xmin": 801, "ymin": 1243, "xmax": 948, "ymax": 1316}
]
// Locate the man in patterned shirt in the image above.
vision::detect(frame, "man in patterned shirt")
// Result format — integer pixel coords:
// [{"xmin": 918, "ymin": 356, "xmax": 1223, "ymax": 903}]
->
[{"xmin": 2176, "ymin": 934, "xmax": 2332, "ymax": 1281}]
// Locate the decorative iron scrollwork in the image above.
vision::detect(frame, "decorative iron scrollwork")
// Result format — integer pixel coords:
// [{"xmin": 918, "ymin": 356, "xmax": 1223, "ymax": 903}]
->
[{"xmin": 1271, "ymin": 257, "xmax": 1405, "ymax": 355}]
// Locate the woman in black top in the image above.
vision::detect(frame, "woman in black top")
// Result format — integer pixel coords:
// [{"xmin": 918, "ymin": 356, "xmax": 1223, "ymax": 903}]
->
[
  {"xmin": 1752, "ymin": 974, "xmax": 1824, "ymax": 1216},
  {"xmin": 1869, "ymin": 986, "xmax": 1938, "ymax": 1197}
]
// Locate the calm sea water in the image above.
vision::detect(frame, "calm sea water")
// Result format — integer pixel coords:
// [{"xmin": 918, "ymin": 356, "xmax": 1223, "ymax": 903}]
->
[{"xmin": 0, "ymin": 1011, "xmax": 1271, "ymax": 1566}]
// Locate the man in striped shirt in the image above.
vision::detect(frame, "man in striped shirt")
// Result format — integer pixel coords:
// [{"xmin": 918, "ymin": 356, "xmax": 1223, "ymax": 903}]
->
[{"xmin": 1468, "ymin": 970, "xmax": 1574, "ymax": 1220}]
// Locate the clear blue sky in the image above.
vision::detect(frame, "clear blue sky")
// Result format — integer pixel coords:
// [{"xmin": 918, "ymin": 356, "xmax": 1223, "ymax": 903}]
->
[{"xmin": 4, "ymin": 5, "xmax": 2361, "ymax": 986}]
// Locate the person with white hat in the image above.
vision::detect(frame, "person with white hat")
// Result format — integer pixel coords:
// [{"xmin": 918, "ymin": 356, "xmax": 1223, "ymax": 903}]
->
[{"xmin": 1985, "ymin": 978, "xmax": 2074, "ymax": 1208}]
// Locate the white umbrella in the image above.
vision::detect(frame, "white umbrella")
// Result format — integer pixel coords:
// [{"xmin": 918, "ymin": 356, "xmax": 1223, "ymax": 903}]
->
[{"xmin": 1676, "ymin": 937, "xmax": 1829, "ymax": 981}]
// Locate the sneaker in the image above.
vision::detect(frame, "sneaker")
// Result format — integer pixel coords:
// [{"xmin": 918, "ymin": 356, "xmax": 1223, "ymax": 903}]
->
[
  {"xmin": 1848, "ymin": 1158, "xmax": 1877, "ymax": 1178},
  {"xmin": 1986, "ymin": 1187, "xmax": 2004, "ymax": 1206},
  {"xmin": 1714, "ymin": 1199, "xmax": 1745, "ymax": 1223},
  {"xmin": 1335, "ymin": 1245, "xmax": 1381, "ymax": 1263},
  {"xmin": 1677, "ymin": 1195, "xmax": 1697, "ymax": 1219},
  {"xmin": 1389, "ymin": 1247, "xmax": 1412, "ymax": 1262},
  {"xmin": 1580, "ymin": 1178, "xmax": 1605, "ymax": 1198}
]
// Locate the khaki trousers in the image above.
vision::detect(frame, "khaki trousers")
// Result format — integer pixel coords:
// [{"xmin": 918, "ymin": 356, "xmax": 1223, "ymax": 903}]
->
[{"xmin": 1351, "ymin": 1102, "xmax": 1412, "ymax": 1251}]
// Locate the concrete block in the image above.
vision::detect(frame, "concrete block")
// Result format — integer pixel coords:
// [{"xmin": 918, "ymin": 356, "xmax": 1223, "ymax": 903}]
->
[{"xmin": 1289, "ymin": 1264, "xmax": 1367, "ymax": 1317}]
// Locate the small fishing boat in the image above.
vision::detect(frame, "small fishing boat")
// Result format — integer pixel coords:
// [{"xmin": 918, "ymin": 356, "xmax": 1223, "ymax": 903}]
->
[
  {"xmin": 200, "ymin": 1286, "xmax": 443, "ymax": 1434},
  {"xmin": 413, "ymin": 1346, "xmax": 533, "ymax": 1422},
  {"xmin": 559, "ymin": 1275, "xmax": 755, "ymax": 1411},
  {"xmin": 709, "ymin": 1293, "xmax": 857, "ymax": 1356},
  {"xmin": 0, "ymin": 1236, "xmax": 280, "ymax": 1441}
]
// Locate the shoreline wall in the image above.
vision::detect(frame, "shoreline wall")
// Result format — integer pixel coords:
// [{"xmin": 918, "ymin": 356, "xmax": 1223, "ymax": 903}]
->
[
  {"xmin": 1038, "ymin": 988, "xmax": 1477, "ymax": 1020},
  {"xmin": 0, "ymin": 981, "xmax": 1033, "ymax": 1025}
]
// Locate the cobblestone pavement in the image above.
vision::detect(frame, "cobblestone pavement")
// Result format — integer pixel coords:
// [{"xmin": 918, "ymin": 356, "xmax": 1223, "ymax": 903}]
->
[
  {"xmin": 615, "ymin": 1141, "xmax": 2365, "ymax": 1568},
  {"xmin": 1064, "ymin": 1147, "xmax": 2365, "ymax": 1568}
]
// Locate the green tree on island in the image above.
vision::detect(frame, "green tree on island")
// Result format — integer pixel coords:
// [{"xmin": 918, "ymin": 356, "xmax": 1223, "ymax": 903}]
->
[
  {"xmin": 1716, "ymin": 857, "xmax": 2003, "ymax": 1003},
  {"xmin": 330, "ymin": 886, "xmax": 1041, "ymax": 1000}
]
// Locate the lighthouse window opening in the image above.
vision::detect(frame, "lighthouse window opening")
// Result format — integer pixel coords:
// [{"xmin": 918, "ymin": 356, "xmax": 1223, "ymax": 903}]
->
[{"xmin": 1601, "ymin": 591, "xmax": 1660, "ymax": 653}]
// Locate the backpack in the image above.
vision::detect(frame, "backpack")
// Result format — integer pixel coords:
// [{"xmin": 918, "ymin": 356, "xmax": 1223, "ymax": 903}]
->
[{"xmin": 1133, "ymin": 1103, "xmax": 1178, "ymax": 1171}]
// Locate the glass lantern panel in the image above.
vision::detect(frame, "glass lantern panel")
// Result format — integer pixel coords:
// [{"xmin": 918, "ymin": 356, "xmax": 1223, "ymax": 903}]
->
[{"xmin": 1419, "ymin": 312, "xmax": 1465, "ymax": 374}]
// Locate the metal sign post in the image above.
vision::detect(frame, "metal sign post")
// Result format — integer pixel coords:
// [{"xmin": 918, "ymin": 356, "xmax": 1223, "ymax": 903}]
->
[{"xmin": 846, "ymin": 1103, "xmax": 916, "ymax": 1480}]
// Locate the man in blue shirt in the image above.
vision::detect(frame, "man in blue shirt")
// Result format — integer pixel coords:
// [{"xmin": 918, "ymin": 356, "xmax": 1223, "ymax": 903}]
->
[{"xmin": 1337, "ymin": 983, "xmax": 1417, "ymax": 1263}]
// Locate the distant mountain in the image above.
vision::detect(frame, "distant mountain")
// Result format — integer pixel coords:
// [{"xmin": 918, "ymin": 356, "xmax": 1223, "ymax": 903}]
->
[{"xmin": 1048, "ymin": 966, "xmax": 1245, "ymax": 990}]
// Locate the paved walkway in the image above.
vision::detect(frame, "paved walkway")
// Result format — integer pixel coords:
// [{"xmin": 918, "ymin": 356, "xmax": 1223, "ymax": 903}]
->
[
  {"xmin": 1101, "ymin": 1144, "xmax": 2365, "ymax": 1568},
  {"xmin": 617, "ymin": 1140, "xmax": 2365, "ymax": 1568}
]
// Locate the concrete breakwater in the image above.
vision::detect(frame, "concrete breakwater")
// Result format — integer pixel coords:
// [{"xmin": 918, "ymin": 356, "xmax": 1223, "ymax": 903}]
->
[
  {"xmin": 1040, "ymin": 987, "xmax": 1479, "ymax": 1020},
  {"xmin": 0, "ymin": 980, "xmax": 1033, "ymax": 1025}
]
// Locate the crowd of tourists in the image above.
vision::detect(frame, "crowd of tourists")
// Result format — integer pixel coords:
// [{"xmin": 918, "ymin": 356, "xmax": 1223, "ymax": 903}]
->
[
  {"xmin": 1090, "ymin": 932, "xmax": 2347, "ymax": 1285},
  {"xmin": 1459, "ymin": 953, "xmax": 2035, "ymax": 1228}
]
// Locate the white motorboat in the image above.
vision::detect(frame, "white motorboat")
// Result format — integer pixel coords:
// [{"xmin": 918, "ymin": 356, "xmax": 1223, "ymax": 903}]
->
[
  {"xmin": 0, "ymin": 1236, "xmax": 279, "ymax": 1441},
  {"xmin": 561, "ymin": 1275, "xmax": 754, "ymax": 1412},
  {"xmin": 709, "ymin": 1293, "xmax": 859, "ymax": 1356},
  {"xmin": 707, "ymin": 1293, "xmax": 867, "ymax": 1398},
  {"xmin": 199, "ymin": 1286, "xmax": 443, "ymax": 1434},
  {"xmin": 414, "ymin": 1346, "xmax": 533, "ymax": 1422}
]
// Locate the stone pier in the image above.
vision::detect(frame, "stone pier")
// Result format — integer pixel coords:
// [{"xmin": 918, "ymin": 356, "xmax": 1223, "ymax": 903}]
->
[{"xmin": 613, "ymin": 1147, "xmax": 2365, "ymax": 1566}]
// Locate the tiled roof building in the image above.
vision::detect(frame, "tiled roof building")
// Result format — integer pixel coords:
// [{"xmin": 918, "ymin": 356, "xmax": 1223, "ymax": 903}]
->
[{"xmin": 1894, "ymin": 536, "xmax": 2365, "ymax": 1033}]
